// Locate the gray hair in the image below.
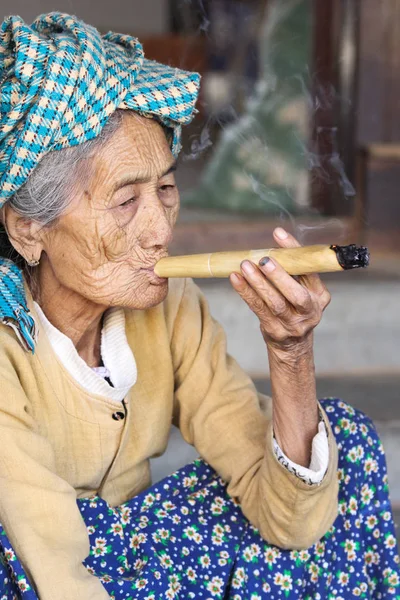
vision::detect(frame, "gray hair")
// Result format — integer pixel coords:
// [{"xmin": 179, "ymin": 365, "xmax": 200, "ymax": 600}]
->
[
  {"xmin": 0, "ymin": 110, "xmax": 124, "ymax": 262},
  {"xmin": 10, "ymin": 110, "xmax": 125, "ymax": 226}
]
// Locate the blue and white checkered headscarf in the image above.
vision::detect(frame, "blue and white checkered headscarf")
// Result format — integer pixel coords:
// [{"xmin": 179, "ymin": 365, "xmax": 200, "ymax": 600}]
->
[
  {"xmin": 0, "ymin": 12, "xmax": 200, "ymax": 204},
  {"xmin": 0, "ymin": 12, "xmax": 200, "ymax": 351}
]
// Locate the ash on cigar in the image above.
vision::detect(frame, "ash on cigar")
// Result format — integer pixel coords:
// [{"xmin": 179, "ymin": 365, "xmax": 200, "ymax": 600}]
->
[{"xmin": 330, "ymin": 244, "xmax": 370, "ymax": 270}]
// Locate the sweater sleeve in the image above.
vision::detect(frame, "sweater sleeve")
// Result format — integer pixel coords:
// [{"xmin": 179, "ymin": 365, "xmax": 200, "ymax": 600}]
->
[
  {"xmin": 0, "ymin": 352, "xmax": 109, "ymax": 599},
  {"xmin": 171, "ymin": 278, "xmax": 339, "ymax": 550}
]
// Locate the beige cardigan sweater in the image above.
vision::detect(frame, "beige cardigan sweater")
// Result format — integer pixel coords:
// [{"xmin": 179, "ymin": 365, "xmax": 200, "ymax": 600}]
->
[{"xmin": 0, "ymin": 278, "xmax": 338, "ymax": 599}]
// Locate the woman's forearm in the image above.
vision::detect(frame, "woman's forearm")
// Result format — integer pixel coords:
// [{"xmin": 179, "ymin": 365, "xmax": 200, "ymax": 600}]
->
[
  {"xmin": 229, "ymin": 227, "xmax": 330, "ymax": 467},
  {"xmin": 268, "ymin": 333, "xmax": 319, "ymax": 467}
]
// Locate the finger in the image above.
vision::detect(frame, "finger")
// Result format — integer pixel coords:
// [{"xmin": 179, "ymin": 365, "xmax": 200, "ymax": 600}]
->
[
  {"xmin": 273, "ymin": 227, "xmax": 301, "ymax": 249},
  {"xmin": 238, "ymin": 261, "xmax": 290, "ymax": 317},
  {"xmin": 230, "ymin": 272, "xmax": 318, "ymax": 344},
  {"xmin": 274, "ymin": 227, "xmax": 325, "ymax": 293},
  {"xmin": 252, "ymin": 257, "xmax": 314, "ymax": 314},
  {"xmin": 302, "ymin": 278, "xmax": 331, "ymax": 311},
  {"xmin": 229, "ymin": 272, "xmax": 288, "ymax": 336}
]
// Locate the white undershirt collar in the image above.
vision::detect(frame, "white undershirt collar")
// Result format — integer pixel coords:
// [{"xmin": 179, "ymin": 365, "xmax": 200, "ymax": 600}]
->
[{"xmin": 34, "ymin": 302, "xmax": 137, "ymax": 402}]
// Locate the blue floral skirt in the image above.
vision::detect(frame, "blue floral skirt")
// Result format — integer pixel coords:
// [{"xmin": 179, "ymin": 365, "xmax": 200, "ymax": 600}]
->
[{"xmin": 1, "ymin": 399, "xmax": 399, "ymax": 599}]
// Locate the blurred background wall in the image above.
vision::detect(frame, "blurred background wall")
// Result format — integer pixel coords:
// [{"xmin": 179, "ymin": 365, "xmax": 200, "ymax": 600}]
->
[
  {"xmin": 1, "ymin": 0, "xmax": 399, "ymax": 536},
  {"xmin": 0, "ymin": 0, "xmax": 169, "ymax": 34}
]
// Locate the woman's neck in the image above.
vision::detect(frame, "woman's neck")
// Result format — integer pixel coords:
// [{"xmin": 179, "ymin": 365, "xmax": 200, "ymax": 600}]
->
[{"xmin": 33, "ymin": 262, "xmax": 107, "ymax": 368}]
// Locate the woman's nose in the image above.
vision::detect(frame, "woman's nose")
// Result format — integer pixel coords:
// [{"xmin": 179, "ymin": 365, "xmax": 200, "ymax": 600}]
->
[{"xmin": 140, "ymin": 201, "xmax": 173, "ymax": 250}]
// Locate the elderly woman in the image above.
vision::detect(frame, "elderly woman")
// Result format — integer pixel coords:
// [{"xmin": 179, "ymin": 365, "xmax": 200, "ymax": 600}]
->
[{"xmin": 0, "ymin": 12, "xmax": 398, "ymax": 600}]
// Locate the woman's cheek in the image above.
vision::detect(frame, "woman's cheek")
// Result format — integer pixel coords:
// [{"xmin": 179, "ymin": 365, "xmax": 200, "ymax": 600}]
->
[
  {"xmin": 101, "ymin": 226, "xmax": 132, "ymax": 263},
  {"xmin": 92, "ymin": 211, "xmax": 138, "ymax": 264},
  {"xmin": 167, "ymin": 202, "xmax": 179, "ymax": 229}
]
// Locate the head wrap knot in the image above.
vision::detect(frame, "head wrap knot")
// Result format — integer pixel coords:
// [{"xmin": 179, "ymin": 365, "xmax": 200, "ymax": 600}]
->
[{"xmin": 0, "ymin": 12, "xmax": 200, "ymax": 206}]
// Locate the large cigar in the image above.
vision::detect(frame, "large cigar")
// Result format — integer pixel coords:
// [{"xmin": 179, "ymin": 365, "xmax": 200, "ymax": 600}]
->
[{"xmin": 154, "ymin": 244, "xmax": 370, "ymax": 278}]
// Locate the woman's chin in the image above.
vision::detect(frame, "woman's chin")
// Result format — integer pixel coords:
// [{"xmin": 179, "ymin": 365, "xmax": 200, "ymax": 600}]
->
[
  {"xmin": 121, "ymin": 279, "xmax": 169, "ymax": 311},
  {"xmin": 146, "ymin": 280, "xmax": 169, "ymax": 307}
]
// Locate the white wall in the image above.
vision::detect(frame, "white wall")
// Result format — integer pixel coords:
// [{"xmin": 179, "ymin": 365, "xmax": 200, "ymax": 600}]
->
[{"xmin": 0, "ymin": 0, "xmax": 168, "ymax": 35}]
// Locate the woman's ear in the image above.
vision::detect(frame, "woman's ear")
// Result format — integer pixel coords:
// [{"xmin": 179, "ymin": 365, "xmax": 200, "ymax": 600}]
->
[{"xmin": 2, "ymin": 205, "xmax": 44, "ymax": 264}]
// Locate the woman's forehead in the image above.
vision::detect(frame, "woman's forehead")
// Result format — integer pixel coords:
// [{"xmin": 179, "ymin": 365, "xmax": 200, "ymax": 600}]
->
[
  {"xmin": 93, "ymin": 114, "xmax": 174, "ymax": 183},
  {"xmin": 117, "ymin": 112, "xmax": 170, "ymax": 149}
]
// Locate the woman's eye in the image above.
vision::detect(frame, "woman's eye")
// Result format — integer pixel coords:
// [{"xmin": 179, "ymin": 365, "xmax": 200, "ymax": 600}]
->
[
  {"xmin": 159, "ymin": 183, "xmax": 178, "ymax": 207},
  {"xmin": 159, "ymin": 184, "xmax": 175, "ymax": 192},
  {"xmin": 119, "ymin": 197, "xmax": 136, "ymax": 208}
]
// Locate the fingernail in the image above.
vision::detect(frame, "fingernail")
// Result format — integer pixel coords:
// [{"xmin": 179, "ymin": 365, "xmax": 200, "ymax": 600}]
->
[
  {"xmin": 275, "ymin": 227, "xmax": 288, "ymax": 239},
  {"xmin": 259, "ymin": 256, "xmax": 275, "ymax": 272},
  {"xmin": 230, "ymin": 273, "xmax": 241, "ymax": 284},
  {"xmin": 241, "ymin": 260, "xmax": 255, "ymax": 275}
]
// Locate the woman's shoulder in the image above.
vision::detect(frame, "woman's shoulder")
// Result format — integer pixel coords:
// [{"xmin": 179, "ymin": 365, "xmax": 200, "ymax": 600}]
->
[
  {"xmin": 165, "ymin": 277, "xmax": 187, "ymax": 305},
  {"xmin": 124, "ymin": 278, "xmax": 193, "ymax": 322},
  {"xmin": 0, "ymin": 320, "xmax": 27, "ymax": 357},
  {"xmin": 123, "ymin": 278, "xmax": 202, "ymax": 340},
  {"xmin": 154, "ymin": 278, "xmax": 204, "ymax": 325},
  {"xmin": 0, "ymin": 322, "xmax": 36, "ymax": 404},
  {"xmin": 0, "ymin": 320, "xmax": 35, "ymax": 373},
  {"xmin": 164, "ymin": 278, "xmax": 205, "ymax": 308}
]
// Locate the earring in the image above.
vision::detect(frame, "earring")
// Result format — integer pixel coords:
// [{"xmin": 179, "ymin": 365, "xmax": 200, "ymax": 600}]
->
[{"xmin": 27, "ymin": 257, "xmax": 40, "ymax": 267}]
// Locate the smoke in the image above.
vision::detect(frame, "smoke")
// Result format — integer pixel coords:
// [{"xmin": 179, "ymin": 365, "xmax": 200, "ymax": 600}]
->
[
  {"xmin": 196, "ymin": 0, "xmax": 210, "ymax": 34},
  {"xmin": 294, "ymin": 218, "xmax": 348, "ymax": 244},
  {"xmin": 183, "ymin": 122, "xmax": 213, "ymax": 162},
  {"xmin": 328, "ymin": 150, "xmax": 356, "ymax": 197},
  {"xmin": 178, "ymin": 0, "xmax": 210, "ymax": 35},
  {"xmin": 249, "ymin": 175, "xmax": 297, "ymax": 228}
]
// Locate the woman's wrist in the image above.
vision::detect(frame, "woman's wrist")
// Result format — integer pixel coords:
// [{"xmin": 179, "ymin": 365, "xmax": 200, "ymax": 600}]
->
[
  {"xmin": 266, "ymin": 331, "xmax": 314, "ymax": 366},
  {"xmin": 267, "ymin": 334, "xmax": 319, "ymax": 467}
]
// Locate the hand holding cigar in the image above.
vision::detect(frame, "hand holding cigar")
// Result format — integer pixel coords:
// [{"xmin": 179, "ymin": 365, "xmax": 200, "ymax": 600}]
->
[{"xmin": 227, "ymin": 227, "xmax": 333, "ymax": 468}]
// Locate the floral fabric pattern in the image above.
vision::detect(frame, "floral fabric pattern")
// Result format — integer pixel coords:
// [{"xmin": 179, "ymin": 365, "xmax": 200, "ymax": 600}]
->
[{"xmin": 0, "ymin": 399, "xmax": 399, "ymax": 599}]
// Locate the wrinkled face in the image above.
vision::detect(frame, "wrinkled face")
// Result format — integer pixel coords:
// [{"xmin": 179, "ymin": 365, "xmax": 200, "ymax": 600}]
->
[{"xmin": 39, "ymin": 114, "xmax": 179, "ymax": 310}]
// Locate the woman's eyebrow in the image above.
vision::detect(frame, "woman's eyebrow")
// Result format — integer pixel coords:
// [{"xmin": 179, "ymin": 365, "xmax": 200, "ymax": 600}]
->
[
  {"xmin": 112, "ymin": 161, "xmax": 178, "ymax": 193},
  {"xmin": 161, "ymin": 160, "xmax": 178, "ymax": 178}
]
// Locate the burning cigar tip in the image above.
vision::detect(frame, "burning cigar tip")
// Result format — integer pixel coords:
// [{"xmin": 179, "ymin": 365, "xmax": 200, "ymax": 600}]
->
[{"xmin": 330, "ymin": 244, "xmax": 370, "ymax": 270}]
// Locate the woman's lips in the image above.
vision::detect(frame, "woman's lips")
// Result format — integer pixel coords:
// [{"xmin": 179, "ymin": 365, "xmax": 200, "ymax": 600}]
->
[{"xmin": 141, "ymin": 266, "xmax": 167, "ymax": 285}]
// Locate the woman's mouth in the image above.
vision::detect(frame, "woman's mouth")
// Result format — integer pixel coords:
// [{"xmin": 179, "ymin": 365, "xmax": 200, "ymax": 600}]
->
[{"xmin": 141, "ymin": 266, "xmax": 167, "ymax": 286}]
